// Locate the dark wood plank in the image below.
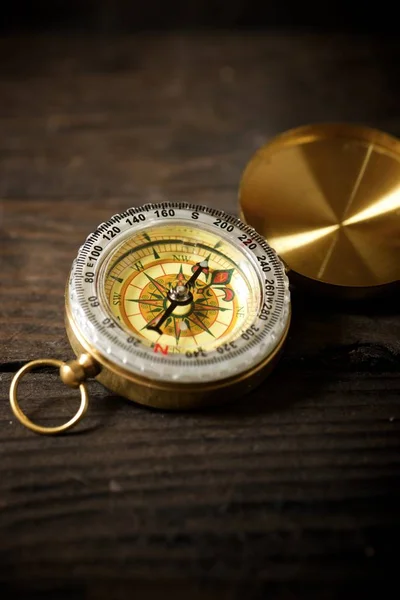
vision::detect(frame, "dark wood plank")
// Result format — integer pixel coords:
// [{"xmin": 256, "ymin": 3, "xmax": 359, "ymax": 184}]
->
[{"xmin": 0, "ymin": 34, "xmax": 399, "ymax": 599}]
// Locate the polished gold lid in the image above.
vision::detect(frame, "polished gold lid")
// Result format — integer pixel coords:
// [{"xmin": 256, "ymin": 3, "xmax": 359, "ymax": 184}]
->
[{"xmin": 239, "ymin": 123, "xmax": 400, "ymax": 291}]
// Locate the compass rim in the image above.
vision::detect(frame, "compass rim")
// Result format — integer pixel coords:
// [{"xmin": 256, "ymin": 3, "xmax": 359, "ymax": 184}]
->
[{"xmin": 67, "ymin": 203, "xmax": 291, "ymax": 385}]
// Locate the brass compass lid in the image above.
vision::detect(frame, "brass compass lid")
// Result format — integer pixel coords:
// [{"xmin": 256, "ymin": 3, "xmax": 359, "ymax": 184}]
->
[{"xmin": 239, "ymin": 123, "xmax": 400, "ymax": 291}]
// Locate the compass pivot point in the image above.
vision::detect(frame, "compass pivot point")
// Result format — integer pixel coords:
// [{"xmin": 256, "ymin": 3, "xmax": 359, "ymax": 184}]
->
[{"xmin": 168, "ymin": 284, "xmax": 191, "ymax": 303}]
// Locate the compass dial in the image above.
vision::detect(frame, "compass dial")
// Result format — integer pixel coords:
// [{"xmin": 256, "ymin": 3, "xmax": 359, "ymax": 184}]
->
[
  {"xmin": 102, "ymin": 224, "xmax": 260, "ymax": 352},
  {"xmin": 68, "ymin": 203, "xmax": 290, "ymax": 386}
]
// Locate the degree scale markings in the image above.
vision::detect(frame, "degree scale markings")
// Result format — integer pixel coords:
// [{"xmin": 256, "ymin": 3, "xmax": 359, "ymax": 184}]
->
[{"xmin": 68, "ymin": 203, "xmax": 290, "ymax": 383}]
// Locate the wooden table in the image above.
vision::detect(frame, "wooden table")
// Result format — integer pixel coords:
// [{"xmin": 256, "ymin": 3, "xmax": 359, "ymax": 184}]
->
[{"xmin": 1, "ymin": 34, "xmax": 399, "ymax": 599}]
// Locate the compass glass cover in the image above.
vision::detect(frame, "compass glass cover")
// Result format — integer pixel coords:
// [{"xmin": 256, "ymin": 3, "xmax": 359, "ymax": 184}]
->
[
  {"xmin": 100, "ymin": 223, "xmax": 261, "ymax": 353},
  {"xmin": 68, "ymin": 204, "xmax": 289, "ymax": 384}
]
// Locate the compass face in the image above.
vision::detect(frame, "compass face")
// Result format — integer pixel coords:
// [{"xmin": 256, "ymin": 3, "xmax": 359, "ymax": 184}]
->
[
  {"xmin": 102, "ymin": 224, "xmax": 260, "ymax": 352},
  {"xmin": 68, "ymin": 204, "xmax": 290, "ymax": 384}
]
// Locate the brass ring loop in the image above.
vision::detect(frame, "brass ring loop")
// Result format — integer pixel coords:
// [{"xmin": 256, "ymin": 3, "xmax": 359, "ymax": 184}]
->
[{"xmin": 9, "ymin": 359, "xmax": 89, "ymax": 435}]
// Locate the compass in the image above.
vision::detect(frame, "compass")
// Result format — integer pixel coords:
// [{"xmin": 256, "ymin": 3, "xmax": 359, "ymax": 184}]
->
[{"xmin": 10, "ymin": 203, "xmax": 290, "ymax": 434}]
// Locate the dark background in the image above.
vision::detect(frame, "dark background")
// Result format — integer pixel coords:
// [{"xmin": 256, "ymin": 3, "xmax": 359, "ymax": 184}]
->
[
  {"xmin": 1, "ymin": 0, "xmax": 398, "ymax": 33},
  {"xmin": 1, "ymin": 2, "xmax": 399, "ymax": 600}
]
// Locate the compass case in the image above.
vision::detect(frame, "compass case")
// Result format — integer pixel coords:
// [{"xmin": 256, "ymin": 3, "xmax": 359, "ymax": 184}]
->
[{"xmin": 239, "ymin": 123, "xmax": 400, "ymax": 296}]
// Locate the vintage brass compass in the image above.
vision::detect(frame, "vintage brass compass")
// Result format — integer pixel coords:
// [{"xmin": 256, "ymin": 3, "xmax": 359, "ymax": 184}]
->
[
  {"xmin": 10, "ymin": 204, "xmax": 291, "ymax": 434},
  {"xmin": 10, "ymin": 123, "xmax": 400, "ymax": 435}
]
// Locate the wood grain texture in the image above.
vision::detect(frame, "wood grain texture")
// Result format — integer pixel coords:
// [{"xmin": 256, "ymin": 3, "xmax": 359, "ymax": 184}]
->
[{"xmin": 0, "ymin": 35, "xmax": 399, "ymax": 599}]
